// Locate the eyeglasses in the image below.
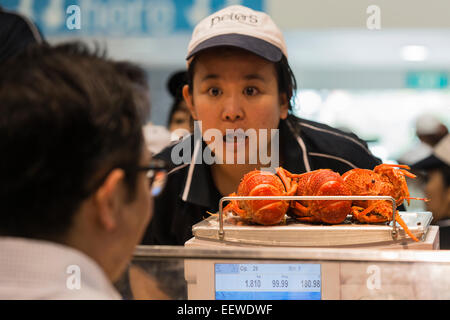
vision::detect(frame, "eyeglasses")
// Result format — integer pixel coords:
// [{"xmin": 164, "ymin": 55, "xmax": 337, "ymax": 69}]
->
[{"xmin": 135, "ymin": 159, "xmax": 168, "ymax": 197}]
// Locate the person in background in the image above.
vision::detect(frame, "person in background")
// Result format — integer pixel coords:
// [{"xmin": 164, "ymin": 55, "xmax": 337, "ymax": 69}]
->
[
  {"xmin": 0, "ymin": 7, "xmax": 44, "ymax": 63},
  {"xmin": 166, "ymin": 70, "xmax": 194, "ymax": 139},
  {"xmin": 0, "ymin": 42, "xmax": 166, "ymax": 299},
  {"xmin": 412, "ymin": 134, "xmax": 450, "ymax": 249},
  {"xmin": 398, "ymin": 113, "xmax": 448, "ymax": 166},
  {"xmin": 397, "ymin": 114, "xmax": 448, "ymax": 212},
  {"xmin": 142, "ymin": 5, "xmax": 381, "ymax": 245},
  {"xmin": 416, "ymin": 114, "xmax": 449, "ymax": 148}
]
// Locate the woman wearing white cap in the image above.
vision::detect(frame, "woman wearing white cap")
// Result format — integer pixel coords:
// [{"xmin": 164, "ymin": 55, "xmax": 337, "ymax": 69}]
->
[
  {"xmin": 142, "ymin": 5, "xmax": 381, "ymax": 245},
  {"xmin": 412, "ymin": 134, "xmax": 450, "ymax": 249}
]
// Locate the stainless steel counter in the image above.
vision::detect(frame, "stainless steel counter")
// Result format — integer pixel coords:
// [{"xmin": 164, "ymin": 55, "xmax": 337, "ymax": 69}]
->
[{"xmin": 119, "ymin": 242, "xmax": 450, "ymax": 300}]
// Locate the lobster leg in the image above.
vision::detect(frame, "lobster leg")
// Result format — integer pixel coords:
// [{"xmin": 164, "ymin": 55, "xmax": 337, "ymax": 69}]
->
[
  {"xmin": 394, "ymin": 211, "xmax": 419, "ymax": 242},
  {"xmin": 351, "ymin": 202, "xmax": 388, "ymax": 223},
  {"xmin": 399, "ymin": 169, "xmax": 417, "ymax": 179},
  {"xmin": 291, "ymin": 201, "xmax": 309, "ymax": 215},
  {"xmin": 223, "ymin": 201, "xmax": 247, "ymax": 216},
  {"xmin": 352, "ymin": 203, "xmax": 419, "ymax": 242},
  {"xmin": 374, "ymin": 163, "xmax": 411, "ymax": 171},
  {"xmin": 375, "ymin": 164, "xmax": 416, "ymax": 179},
  {"xmin": 276, "ymin": 167, "xmax": 298, "ymax": 195},
  {"xmin": 290, "ymin": 202, "xmax": 321, "ymax": 223},
  {"xmin": 223, "ymin": 193, "xmax": 247, "ymax": 216}
]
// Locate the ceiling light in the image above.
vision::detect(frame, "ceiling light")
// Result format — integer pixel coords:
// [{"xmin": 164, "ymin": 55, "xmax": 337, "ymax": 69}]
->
[{"xmin": 401, "ymin": 45, "xmax": 428, "ymax": 62}]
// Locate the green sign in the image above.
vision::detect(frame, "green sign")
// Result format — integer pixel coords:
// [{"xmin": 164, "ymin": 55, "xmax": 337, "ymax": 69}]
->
[{"xmin": 406, "ymin": 72, "xmax": 448, "ymax": 89}]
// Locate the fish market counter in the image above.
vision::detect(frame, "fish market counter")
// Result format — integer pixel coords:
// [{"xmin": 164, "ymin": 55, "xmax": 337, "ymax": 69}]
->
[{"xmin": 123, "ymin": 239, "xmax": 450, "ymax": 300}]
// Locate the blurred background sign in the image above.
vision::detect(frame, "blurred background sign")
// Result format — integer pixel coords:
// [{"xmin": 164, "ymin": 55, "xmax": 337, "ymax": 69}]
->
[
  {"xmin": 1, "ymin": 0, "xmax": 265, "ymax": 36},
  {"xmin": 406, "ymin": 72, "xmax": 448, "ymax": 89}
]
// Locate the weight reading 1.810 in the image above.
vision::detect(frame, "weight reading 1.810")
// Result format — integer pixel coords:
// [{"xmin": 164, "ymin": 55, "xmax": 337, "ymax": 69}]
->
[{"xmin": 245, "ymin": 280, "xmax": 261, "ymax": 288}]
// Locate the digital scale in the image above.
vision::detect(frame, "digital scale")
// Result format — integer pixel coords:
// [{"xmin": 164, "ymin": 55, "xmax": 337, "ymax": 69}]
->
[
  {"xmin": 184, "ymin": 196, "xmax": 439, "ymax": 300},
  {"xmin": 214, "ymin": 263, "xmax": 321, "ymax": 300}
]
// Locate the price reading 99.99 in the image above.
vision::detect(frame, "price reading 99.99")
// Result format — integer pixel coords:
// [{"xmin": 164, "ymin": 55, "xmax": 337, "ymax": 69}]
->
[{"xmin": 272, "ymin": 279, "xmax": 289, "ymax": 288}]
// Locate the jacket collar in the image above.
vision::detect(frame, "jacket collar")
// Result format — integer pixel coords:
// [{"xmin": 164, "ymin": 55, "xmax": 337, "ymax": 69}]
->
[{"xmin": 178, "ymin": 136, "xmax": 222, "ymax": 209}]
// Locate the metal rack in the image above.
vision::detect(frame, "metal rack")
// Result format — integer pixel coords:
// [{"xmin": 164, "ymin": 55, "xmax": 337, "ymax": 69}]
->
[{"xmin": 218, "ymin": 195, "xmax": 398, "ymax": 240}]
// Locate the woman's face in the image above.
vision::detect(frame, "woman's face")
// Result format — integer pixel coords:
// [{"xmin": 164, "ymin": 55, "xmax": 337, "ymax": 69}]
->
[
  {"xmin": 183, "ymin": 47, "xmax": 288, "ymax": 165},
  {"xmin": 425, "ymin": 169, "xmax": 450, "ymax": 222}
]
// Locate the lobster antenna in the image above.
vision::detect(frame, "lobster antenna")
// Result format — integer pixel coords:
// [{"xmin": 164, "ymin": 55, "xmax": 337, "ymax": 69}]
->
[
  {"xmin": 405, "ymin": 197, "xmax": 429, "ymax": 202},
  {"xmin": 378, "ymin": 163, "xmax": 411, "ymax": 169},
  {"xmin": 399, "ymin": 169, "xmax": 417, "ymax": 178}
]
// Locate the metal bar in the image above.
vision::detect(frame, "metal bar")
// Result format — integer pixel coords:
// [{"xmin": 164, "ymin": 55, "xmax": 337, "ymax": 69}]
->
[
  {"xmin": 218, "ymin": 196, "xmax": 397, "ymax": 241},
  {"xmin": 133, "ymin": 245, "xmax": 450, "ymax": 263}
]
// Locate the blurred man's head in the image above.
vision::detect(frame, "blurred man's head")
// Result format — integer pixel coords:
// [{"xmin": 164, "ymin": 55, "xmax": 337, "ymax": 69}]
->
[
  {"xmin": 0, "ymin": 42, "xmax": 152, "ymax": 282},
  {"xmin": 0, "ymin": 7, "xmax": 44, "ymax": 63},
  {"xmin": 114, "ymin": 60, "xmax": 151, "ymax": 122}
]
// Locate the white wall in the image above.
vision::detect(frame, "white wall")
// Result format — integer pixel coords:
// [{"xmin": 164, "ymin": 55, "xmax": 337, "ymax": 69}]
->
[{"xmin": 268, "ymin": 0, "xmax": 450, "ymax": 29}]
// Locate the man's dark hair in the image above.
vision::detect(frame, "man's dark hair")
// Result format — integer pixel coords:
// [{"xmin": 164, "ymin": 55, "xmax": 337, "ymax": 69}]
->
[
  {"xmin": 187, "ymin": 48, "xmax": 297, "ymax": 110},
  {"xmin": 0, "ymin": 7, "xmax": 45, "ymax": 63},
  {"xmin": 0, "ymin": 42, "xmax": 144, "ymax": 241},
  {"xmin": 114, "ymin": 60, "xmax": 151, "ymax": 121},
  {"xmin": 114, "ymin": 61, "xmax": 149, "ymax": 89}
]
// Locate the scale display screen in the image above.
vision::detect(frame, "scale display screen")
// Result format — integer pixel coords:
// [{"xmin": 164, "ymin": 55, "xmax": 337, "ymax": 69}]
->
[{"xmin": 215, "ymin": 263, "xmax": 321, "ymax": 300}]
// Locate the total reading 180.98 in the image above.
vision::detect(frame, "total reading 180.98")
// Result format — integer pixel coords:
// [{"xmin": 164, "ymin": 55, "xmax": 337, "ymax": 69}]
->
[{"xmin": 300, "ymin": 280, "xmax": 321, "ymax": 288}]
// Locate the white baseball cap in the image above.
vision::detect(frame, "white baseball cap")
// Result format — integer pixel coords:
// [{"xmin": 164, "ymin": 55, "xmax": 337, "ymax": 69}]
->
[
  {"xmin": 186, "ymin": 5, "xmax": 288, "ymax": 63},
  {"xmin": 416, "ymin": 114, "xmax": 443, "ymax": 135}
]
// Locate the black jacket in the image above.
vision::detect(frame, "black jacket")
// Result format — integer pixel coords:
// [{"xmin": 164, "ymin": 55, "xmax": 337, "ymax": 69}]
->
[{"xmin": 142, "ymin": 115, "xmax": 382, "ymax": 245}]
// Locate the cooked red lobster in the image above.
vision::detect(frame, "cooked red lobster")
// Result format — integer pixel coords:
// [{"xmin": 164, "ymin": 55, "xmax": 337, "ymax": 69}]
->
[
  {"xmin": 223, "ymin": 165, "xmax": 427, "ymax": 243},
  {"xmin": 342, "ymin": 163, "xmax": 427, "ymax": 242},
  {"xmin": 224, "ymin": 167, "xmax": 350, "ymax": 225},
  {"xmin": 281, "ymin": 168, "xmax": 352, "ymax": 224},
  {"xmin": 223, "ymin": 168, "xmax": 297, "ymax": 225}
]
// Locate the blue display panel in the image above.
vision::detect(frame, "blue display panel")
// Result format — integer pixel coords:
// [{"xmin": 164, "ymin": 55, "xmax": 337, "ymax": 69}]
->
[
  {"xmin": 1, "ymin": 0, "xmax": 265, "ymax": 36},
  {"xmin": 215, "ymin": 263, "xmax": 321, "ymax": 300}
]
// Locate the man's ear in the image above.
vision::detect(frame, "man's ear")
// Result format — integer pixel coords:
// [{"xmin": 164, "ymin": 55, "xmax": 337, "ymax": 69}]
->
[
  {"xmin": 93, "ymin": 169, "xmax": 125, "ymax": 232},
  {"xmin": 279, "ymin": 93, "xmax": 289, "ymax": 120},
  {"xmin": 182, "ymin": 84, "xmax": 198, "ymax": 120}
]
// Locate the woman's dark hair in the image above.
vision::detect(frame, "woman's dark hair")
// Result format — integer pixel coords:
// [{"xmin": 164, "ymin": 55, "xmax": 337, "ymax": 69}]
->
[
  {"xmin": 166, "ymin": 70, "xmax": 191, "ymax": 127},
  {"xmin": 186, "ymin": 48, "xmax": 297, "ymax": 110},
  {"xmin": 0, "ymin": 42, "xmax": 144, "ymax": 241}
]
